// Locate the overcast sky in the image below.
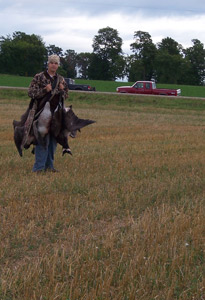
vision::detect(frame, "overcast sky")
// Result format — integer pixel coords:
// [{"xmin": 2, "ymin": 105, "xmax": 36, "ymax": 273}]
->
[{"xmin": 0, "ymin": 0, "xmax": 205, "ymax": 55}]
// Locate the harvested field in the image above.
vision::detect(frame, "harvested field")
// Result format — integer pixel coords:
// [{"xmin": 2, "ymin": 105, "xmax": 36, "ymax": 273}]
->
[{"xmin": 0, "ymin": 91, "xmax": 204, "ymax": 300}]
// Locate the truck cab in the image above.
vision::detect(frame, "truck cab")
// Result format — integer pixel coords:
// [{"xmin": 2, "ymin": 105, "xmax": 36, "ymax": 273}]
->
[
  {"xmin": 65, "ymin": 78, "xmax": 96, "ymax": 91},
  {"xmin": 132, "ymin": 81, "xmax": 155, "ymax": 94}
]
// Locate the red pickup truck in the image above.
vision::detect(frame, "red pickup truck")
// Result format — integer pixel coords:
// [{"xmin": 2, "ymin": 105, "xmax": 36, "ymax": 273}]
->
[{"xmin": 116, "ymin": 81, "xmax": 181, "ymax": 96}]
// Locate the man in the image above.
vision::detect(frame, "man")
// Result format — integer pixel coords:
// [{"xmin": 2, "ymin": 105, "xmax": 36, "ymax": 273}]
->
[{"xmin": 28, "ymin": 54, "xmax": 68, "ymax": 173}]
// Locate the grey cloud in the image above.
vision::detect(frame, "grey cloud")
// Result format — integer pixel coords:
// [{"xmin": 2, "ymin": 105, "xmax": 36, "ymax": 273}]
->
[
  {"xmin": 62, "ymin": 0, "xmax": 205, "ymax": 16},
  {"xmin": 2, "ymin": 0, "xmax": 205, "ymax": 17}
]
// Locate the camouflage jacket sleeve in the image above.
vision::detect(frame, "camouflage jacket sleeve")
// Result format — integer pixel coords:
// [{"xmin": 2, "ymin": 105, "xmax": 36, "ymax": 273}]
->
[
  {"xmin": 58, "ymin": 75, "xmax": 69, "ymax": 100},
  {"xmin": 28, "ymin": 72, "xmax": 49, "ymax": 100}
]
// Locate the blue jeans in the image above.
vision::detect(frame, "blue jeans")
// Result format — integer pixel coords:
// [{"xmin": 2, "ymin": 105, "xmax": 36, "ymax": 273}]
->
[{"xmin": 32, "ymin": 134, "xmax": 57, "ymax": 172}]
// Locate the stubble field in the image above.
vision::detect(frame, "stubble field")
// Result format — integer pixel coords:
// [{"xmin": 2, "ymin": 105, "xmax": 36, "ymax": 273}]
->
[{"xmin": 0, "ymin": 90, "xmax": 205, "ymax": 300}]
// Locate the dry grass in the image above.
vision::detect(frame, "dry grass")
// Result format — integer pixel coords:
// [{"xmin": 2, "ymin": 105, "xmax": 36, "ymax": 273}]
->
[{"xmin": 0, "ymin": 95, "xmax": 205, "ymax": 300}]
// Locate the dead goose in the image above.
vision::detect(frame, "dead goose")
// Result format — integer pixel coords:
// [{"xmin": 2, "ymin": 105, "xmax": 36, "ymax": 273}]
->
[{"xmin": 13, "ymin": 103, "xmax": 95, "ymax": 156}]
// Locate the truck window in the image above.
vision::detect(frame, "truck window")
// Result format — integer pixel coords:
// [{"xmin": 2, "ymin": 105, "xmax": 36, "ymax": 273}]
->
[
  {"xmin": 137, "ymin": 82, "xmax": 144, "ymax": 88},
  {"xmin": 145, "ymin": 83, "xmax": 151, "ymax": 89}
]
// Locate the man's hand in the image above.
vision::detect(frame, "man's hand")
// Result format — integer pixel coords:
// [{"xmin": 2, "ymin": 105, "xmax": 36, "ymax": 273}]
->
[
  {"xmin": 59, "ymin": 83, "xmax": 64, "ymax": 90},
  {"xmin": 45, "ymin": 84, "xmax": 52, "ymax": 92}
]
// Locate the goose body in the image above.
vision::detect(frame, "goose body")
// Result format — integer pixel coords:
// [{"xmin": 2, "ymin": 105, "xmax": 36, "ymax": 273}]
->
[{"xmin": 13, "ymin": 103, "xmax": 95, "ymax": 156}]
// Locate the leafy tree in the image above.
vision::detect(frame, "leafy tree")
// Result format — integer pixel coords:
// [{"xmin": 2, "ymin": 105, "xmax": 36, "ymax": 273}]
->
[
  {"xmin": 154, "ymin": 37, "xmax": 184, "ymax": 83},
  {"xmin": 0, "ymin": 32, "xmax": 47, "ymax": 76},
  {"xmin": 157, "ymin": 37, "xmax": 183, "ymax": 55},
  {"xmin": 46, "ymin": 44, "xmax": 63, "ymax": 56},
  {"xmin": 155, "ymin": 51, "xmax": 183, "ymax": 83},
  {"xmin": 90, "ymin": 27, "xmax": 125, "ymax": 80},
  {"xmin": 88, "ymin": 53, "xmax": 110, "ymax": 80},
  {"xmin": 177, "ymin": 57, "xmax": 196, "ymax": 85},
  {"xmin": 127, "ymin": 55, "xmax": 144, "ymax": 82},
  {"xmin": 61, "ymin": 49, "xmax": 77, "ymax": 78},
  {"xmin": 76, "ymin": 52, "xmax": 92, "ymax": 79},
  {"xmin": 184, "ymin": 39, "xmax": 205, "ymax": 85},
  {"xmin": 129, "ymin": 31, "xmax": 157, "ymax": 81}
]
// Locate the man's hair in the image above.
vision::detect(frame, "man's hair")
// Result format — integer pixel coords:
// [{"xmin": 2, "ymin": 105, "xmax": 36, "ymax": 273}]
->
[{"xmin": 48, "ymin": 54, "xmax": 60, "ymax": 65}]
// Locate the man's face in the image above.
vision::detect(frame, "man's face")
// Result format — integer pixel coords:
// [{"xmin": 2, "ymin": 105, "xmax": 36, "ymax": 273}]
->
[{"xmin": 48, "ymin": 61, "xmax": 59, "ymax": 73}]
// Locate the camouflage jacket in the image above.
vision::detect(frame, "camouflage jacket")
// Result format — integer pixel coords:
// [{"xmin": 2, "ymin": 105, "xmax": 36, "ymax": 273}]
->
[{"xmin": 28, "ymin": 70, "xmax": 68, "ymax": 112}]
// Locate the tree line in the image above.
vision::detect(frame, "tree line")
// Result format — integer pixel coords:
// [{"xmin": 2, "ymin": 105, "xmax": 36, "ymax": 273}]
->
[{"xmin": 0, "ymin": 28, "xmax": 205, "ymax": 85}]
